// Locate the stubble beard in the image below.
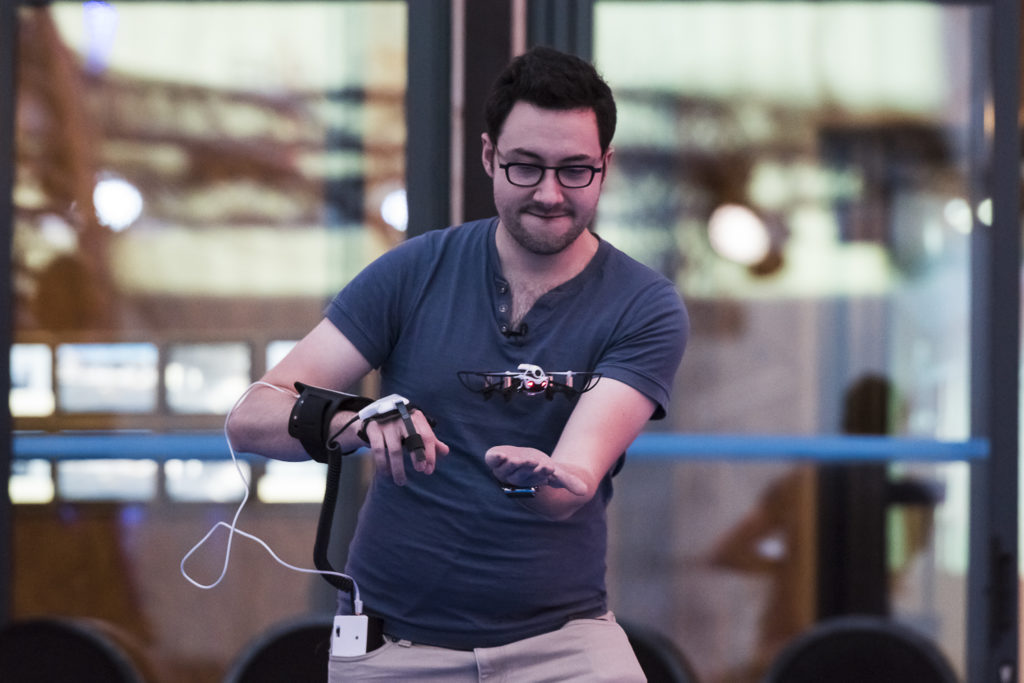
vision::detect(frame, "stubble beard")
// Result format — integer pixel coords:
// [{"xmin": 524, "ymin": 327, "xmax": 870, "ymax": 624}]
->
[{"xmin": 503, "ymin": 207, "xmax": 590, "ymax": 256}]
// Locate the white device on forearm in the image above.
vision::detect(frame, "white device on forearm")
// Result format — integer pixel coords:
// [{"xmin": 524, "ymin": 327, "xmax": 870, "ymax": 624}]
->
[
  {"xmin": 357, "ymin": 393, "xmax": 426, "ymax": 461},
  {"xmin": 358, "ymin": 393, "xmax": 410, "ymax": 421}
]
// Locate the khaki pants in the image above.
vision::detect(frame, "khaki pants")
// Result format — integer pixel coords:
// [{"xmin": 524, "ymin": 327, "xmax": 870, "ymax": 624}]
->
[{"xmin": 328, "ymin": 611, "xmax": 646, "ymax": 682}]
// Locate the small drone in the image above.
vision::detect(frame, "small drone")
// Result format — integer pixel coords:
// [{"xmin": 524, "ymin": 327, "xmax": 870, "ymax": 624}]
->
[{"xmin": 457, "ymin": 363, "xmax": 601, "ymax": 401}]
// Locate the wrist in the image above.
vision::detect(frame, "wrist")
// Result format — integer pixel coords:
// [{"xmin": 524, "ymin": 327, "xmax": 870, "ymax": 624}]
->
[{"xmin": 328, "ymin": 412, "xmax": 364, "ymax": 455}]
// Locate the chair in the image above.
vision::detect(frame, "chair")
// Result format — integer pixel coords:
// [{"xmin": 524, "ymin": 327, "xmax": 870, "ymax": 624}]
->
[
  {"xmin": 0, "ymin": 617, "xmax": 146, "ymax": 683},
  {"xmin": 223, "ymin": 615, "xmax": 334, "ymax": 683},
  {"xmin": 761, "ymin": 614, "xmax": 959, "ymax": 683},
  {"xmin": 619, "ymin": 618, "xmax": 701, "ymax": 683}
]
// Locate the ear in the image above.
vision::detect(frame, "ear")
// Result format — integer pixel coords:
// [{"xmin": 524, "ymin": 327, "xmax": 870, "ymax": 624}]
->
[
  {"xmin": 599, "ymin": 146, "xmax": 614, "ymax": 187},
  {"xmin": 481, "ymin": 133, "xmax": 496, "ymax": 179}
]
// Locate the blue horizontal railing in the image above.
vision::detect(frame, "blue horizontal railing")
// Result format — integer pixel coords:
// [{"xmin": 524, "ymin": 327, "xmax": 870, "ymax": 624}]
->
[
  {"xmin": 11, "ymin": 431, "xmax": 990, "ymax": 463},
  {"xmin": 627, "ymin": 433, "xmax": 989, "ymax": 461}
]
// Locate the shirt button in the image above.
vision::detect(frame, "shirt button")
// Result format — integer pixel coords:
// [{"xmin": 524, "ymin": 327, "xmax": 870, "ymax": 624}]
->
[
  {"xmin": 500, "ymin": 324, "xmax": 509, "ymax": 333},
  {"xmin": 498, "ymin": 304, "xmax": 508, "ymax": 313}
]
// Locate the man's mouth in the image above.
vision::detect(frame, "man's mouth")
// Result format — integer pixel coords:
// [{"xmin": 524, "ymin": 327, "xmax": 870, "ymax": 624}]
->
[{"xmin": 523, "ymin": 207, "xmax": 571, "ymax": 219}]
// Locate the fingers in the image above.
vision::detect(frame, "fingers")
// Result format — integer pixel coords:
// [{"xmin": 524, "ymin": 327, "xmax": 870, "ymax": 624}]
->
[
  {"xmin": 410, "ymin": 410, "xmax": 449, "ymax": 475},
  {"xmin": 485, "ymin": 447, "xmax": 555, "ymax": 486},
  {"xmin": 363, "ymin": 419, "xmax": 406, "ymax": 486},
  {"xmin": 365, "ymin": 409, "xmax": 448, "ymax": 486}
]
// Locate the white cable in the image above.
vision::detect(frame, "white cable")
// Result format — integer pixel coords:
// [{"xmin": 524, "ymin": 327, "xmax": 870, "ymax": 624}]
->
[{"xmin": 179, "ymin": 380, "xmax": 364, "ymax": 615}]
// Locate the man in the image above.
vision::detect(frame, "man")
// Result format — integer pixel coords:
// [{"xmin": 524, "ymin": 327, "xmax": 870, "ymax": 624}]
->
[{"xmin": 227, "ymin": 46, "xmax": 688, "ymax": 681}]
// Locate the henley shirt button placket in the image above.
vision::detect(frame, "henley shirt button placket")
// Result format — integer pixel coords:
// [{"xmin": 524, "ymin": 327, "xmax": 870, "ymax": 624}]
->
[{"xmin": 495, "ymin": 279, "xmax": 512, "ymax": 335}]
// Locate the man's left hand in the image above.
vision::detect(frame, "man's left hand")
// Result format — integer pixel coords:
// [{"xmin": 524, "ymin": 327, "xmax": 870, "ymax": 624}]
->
[{"xmin": 484, "ymin": 446, "xmax": 587, "ymax": 496}]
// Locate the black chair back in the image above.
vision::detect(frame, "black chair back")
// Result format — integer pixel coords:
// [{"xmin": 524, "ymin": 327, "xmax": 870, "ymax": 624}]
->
[
  {"xmin": 223, "ymin": 616, "xmax": 333, "ymax": 683},
  {"xmin": 0, "ymin": 617, "xmax": 146, "ymax": 683},
  {"xmin": 619, "ymin": 618, "xmax": 701, "ymax": 683},
  {"xmin": 762, "ymin": 615, "xmax": 959, "ymax": 683}
]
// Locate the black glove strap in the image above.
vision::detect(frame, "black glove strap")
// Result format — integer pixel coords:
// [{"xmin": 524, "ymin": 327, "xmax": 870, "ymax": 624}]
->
[
  {"xmin": 288, "ymin": 382, "xmax": 373, "ymax": 463},
  {"xmin": 396, "ymin": 401, "xmax": 425, "ymax": 462}
]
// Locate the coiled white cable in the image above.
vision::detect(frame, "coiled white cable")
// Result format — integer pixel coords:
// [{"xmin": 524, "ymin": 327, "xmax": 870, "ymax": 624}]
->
[{"xmin": 179, "ymin": 380, "xmax": 364, "ymax": 614}]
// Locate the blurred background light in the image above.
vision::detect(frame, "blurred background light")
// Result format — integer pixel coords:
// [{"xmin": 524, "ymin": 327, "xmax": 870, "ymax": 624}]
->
[
  {"xmin": 707, "ymin": 203, "xmax": 772, "ymax": 266},
  {"xmin": 943, "ymin": 198, "xmax": 973, "ymax": 235},
  {"xmin": 381, "ymin": 187, "xmax": 408, "ymax": 232},
  {"xmin": 976, "ymin": 197, "xmax": 992, "ymax": 226},
  {"xmin": 93, "ymin": 174, "xmax": 144, "ymax": 231},
  {"xmin": 83, "ymin": 0, "xmax": 118, "ymax": 74}
]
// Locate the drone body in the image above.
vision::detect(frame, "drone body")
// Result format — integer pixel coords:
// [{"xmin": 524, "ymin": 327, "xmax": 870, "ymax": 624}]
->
[{"xmin": 457, "ymin": 364, "xmax": 601, "ymax": 401}]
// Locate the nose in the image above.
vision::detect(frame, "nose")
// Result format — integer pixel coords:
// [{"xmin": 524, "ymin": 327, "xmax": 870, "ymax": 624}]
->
[{"xmin": 531, "ymin": 169, "xmax": 565, "ymax": 206}]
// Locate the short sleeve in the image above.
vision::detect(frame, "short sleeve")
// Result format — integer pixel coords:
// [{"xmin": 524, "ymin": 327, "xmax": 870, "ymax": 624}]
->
[{"xmin": 596, "ymin": 279, "xmax": 689, "ymax": 419}]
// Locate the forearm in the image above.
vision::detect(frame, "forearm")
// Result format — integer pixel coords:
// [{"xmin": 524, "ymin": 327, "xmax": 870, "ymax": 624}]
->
[
  {"xmin": 227, "ymin": 382, "xmax": 376, "ymax": 462},
  {"xmin": 225, "ymin": 382, "xmax": 310, "ymax": 461}
]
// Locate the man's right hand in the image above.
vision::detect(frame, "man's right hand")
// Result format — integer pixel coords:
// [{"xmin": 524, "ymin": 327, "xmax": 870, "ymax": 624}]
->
[{"xmin": 358, "ymin": 407, "xmax": 449, "ymax": 486}]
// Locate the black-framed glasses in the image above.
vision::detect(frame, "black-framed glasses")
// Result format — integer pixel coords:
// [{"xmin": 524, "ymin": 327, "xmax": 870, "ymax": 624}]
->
[{"xmin": 497, "ymin": 160, "xmax": 605, "ymax": 189}]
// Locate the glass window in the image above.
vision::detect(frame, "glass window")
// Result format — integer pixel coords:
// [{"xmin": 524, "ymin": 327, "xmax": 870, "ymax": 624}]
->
[
  {"xmin": 10, "ymin": 3, "xmax": 408, "ymax": 678},
  {"xmin": 594, "ymin": 2, "xmax": 978, "ymax": 437},
  {"xmin": 14, "ymin": 0, "xmax": 406, "ymax": 349},
  {"xmin": 12, "ymin": 0, "xmax": 406, "ymax": 422},
  {"xmin": 594, "ymin": 3, "xmax": 984, "ymax": 681}
]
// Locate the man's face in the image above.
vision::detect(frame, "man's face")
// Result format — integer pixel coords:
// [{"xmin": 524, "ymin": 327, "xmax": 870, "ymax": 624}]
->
[{"xmin": 482, "ymin": 102, "xmax": 611, "ymax": 256}]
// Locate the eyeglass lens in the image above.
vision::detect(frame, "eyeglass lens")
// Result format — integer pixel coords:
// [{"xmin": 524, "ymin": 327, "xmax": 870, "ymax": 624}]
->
[{"xmin": 504, "ymin": 164, "xmax": 598, "ymax": 188}]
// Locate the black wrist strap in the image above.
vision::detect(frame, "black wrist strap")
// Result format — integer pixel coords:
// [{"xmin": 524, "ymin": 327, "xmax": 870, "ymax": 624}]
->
[{"xmin": 288, "ymin": 382, "xmax": 373, "ymax": 463}]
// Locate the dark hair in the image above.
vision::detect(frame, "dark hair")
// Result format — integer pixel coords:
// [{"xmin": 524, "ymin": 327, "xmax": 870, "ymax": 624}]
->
[{"xmin": 484, "ymin": 46, "xmax": 617, "ymax": 153}]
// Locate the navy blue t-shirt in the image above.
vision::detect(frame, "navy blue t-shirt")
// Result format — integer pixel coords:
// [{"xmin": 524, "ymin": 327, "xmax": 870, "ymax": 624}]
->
[{"xmin": 326, "ymin": 217, "xmax": 688, "ymax": 649}]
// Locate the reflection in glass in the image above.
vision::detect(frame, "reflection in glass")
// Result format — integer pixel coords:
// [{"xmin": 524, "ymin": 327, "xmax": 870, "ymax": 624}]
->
[
  {"xmin": 57, "ymin": 343, "xmax": 158, "ymax": 413},
  {"xmin": 594, "ymin": 3, "xmax": 982, "ymax": 682},
  {"xmin": 165, "ymin": 343, "xmax": 251, "ymax": 414},
  {"xmin": 596, "ymin": 2, "xmax": 973, "ymax": 299},
  {"xmin": 165, "ymin": 459, "xmax": 250, "ymax": 503},
  {"xmin": 595, "ymin": 0, "xmax": 976, "ymax": 443},
  {"xmin": 10, "ymin": 343, "xmax": 55, "ymax": 417},
  {"xmin": 9, "ymin": 459, "xmax": 55, "ymax": 504},
  {"xmin": 14, "ymin": 1, "xmax": 407, "ymax": 331},
  {"xmin": 9, "ymin": 2, "xmax": 409, "ymax": 680},
  {"xmin": 57, "ymin": 459, "xmax": 159, "ymax": 501},
  {"xmin": 257, "ymin": 459, "xmax": 327, "ymax": 503}
]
